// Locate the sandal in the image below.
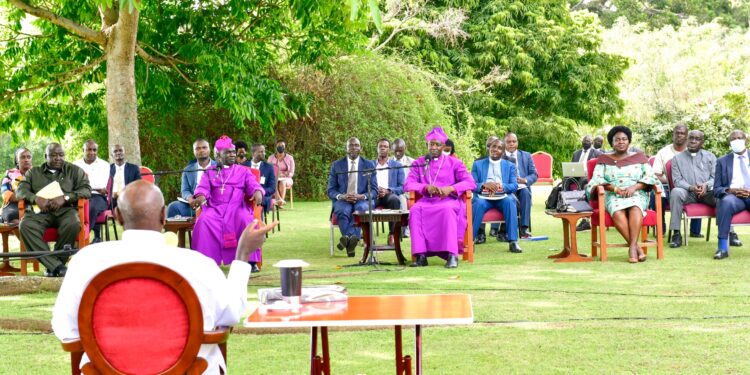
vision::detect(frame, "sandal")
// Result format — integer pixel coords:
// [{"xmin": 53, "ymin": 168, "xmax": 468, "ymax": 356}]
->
[
  {"xmin": 628, "ymin": 257, "xmax": 639, "ymax": 263},
  {"xmin": 638, "ymin": 255, "xmax": 647, "ymax": 262}
]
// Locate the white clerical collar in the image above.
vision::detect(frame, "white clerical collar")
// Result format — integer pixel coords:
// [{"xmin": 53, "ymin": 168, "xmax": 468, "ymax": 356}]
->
[
  {"xmin": 122, "ymin": 229, "xmax": 167, "ymax": 244},
  {"xmin": 489, "ymin": 158, "xmax": 501, "ymax": 165}
]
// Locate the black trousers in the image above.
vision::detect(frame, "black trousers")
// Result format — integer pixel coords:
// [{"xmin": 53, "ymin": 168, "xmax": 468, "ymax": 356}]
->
[
  {"xmin": 375, "ymin": 193, "xmax": 401, "ymax": 234},
  {"xmin": 19, "ymin": 207, "xmax": 80, "ymax": 271},
  {"xmin": 89, "ymin": 194, "xmax": 108, "ymax": 239}
]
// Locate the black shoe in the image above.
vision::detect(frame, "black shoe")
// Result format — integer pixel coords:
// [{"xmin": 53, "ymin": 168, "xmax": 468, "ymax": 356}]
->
[
  {"xmin": 445, "ymin": 255, "xmax": 459, "ymax": 268},
  {"xmin": 44, "ymin": 268, "xmax": 56, "ymax": 277},
  {"xmin": 346, "ymin": 235, "xmax": 358, "ymax": 257},
  {"xmin": 337, "ymin": 236, "xmax": 349, "ymax": 251},
  {"xmin": 714, "ymin": 250, "xmax": 729, "ymax": 260},
  {"xmin": 45, "ymin": 265, "xmax": 66, "ymax": 277},
  {"xmin": 509, "ymin": 242, "xmax": 523, "ymax": 253},
  {"xmin": 410, "ymin": 254, "xmax": 428, "ymax": 267},
  {"xmin": 496, "ymin": 232, "xmax": 508, "ymax": 242},
  {"xmin": 669, "ymin": 232, "xmax": 683, "ymax": 248},
  {"xmin": 730, "ymin": 232, "xmax": 742, "ymax": 247},
  {"xmin": 689, "ymin": 232, "xmax": 704, "ymax": 238},
  {"xmin": 489, "ymin": 228, "xmax": 498, "ymax": 237},
  {"xmin": 476, "ymin": 232, "xmax": 486, "ymax": 244},
  {"xmin": 520, "ymin": 228, "xmax": 531, "ymax": 239},
  {"xmin": 250, "ymin": 263, "xmax": 260, "ymax": 273},
  {"xmin": 92, "ymin": 237, "xmax": 103, "ymax": 244},
  {"xmin": 576, "ymin": 220, "xmax": 591, "ymax": 232}
]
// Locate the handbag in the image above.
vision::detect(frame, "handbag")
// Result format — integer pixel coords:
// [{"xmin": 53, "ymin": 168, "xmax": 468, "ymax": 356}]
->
[{"xmin": 557, "ymin": 190, "xmax": 593, "ymax": 212}]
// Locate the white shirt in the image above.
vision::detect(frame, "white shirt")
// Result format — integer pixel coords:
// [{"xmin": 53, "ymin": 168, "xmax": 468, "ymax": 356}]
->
[
  {"xmin": 730, "ymin": 151, "xmax": 750, "ymax": 189},
  {"xmin": 74, "ymin": 158, "xmax": 110, "ymax": 193},
  {"xmin": 251, "ymin": 161, "xmax": 261, "ymax": 170},
  {"xmin": 653, "ymin": 144, "xmax": 683, "ymax": 181},
  {"xmin": 376, "ymin": 160, "xmax": 389, "ymax": 190},
  {"xmin": 52, "ymin": 230, "xmax": 251, "ymax": 374},
  {"xmin": 578, "ymin": 149, "xmax": 590, "ymax": 163},
  {"xmin": 112, "ymin": 163, "xmax": 126, "ymax": 195},
  {"xmin": 487, "ymin": 158, "xmax": 502, "ymax": 183},
  {"xmin": 390, "ymin": 155, "xmax": 414, "ymax": 168}
]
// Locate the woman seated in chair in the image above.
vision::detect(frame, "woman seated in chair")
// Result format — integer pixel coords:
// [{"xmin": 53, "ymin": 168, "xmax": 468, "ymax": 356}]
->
[
  {"xmin": 1, "ymin": 148, "xmax": 32, "ymax": 224},
  {"xmin": 586, "ymin": 126, "xmax": 658, "ymax": 263}
]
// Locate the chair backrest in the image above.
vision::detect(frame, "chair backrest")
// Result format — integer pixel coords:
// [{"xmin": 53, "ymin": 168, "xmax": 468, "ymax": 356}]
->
[
  {"xmin": 140, "ymin": 166, "xmax": 155, "ymax": 183},
  {"xmin": 648, "ymin": 156, "xmax": 656, "ymax": 167},
  {"xmin": 586, "ymin": 158, "xmax": 600, "ymax": 210},
  {"xmin": 78, "ymin": 262, "xmax": 205, "ymax": 374},
  {"xmin": 665, "ymin": 159, "xmax": 675, "ymax": 191},
  {"xmin": 531, "ymin": 151, "xmax": 553, "ymax": 180}
]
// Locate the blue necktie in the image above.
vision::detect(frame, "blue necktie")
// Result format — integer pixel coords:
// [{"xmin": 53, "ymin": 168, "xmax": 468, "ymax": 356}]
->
[{"xmin": 740, "ymin": 155, "xmax": 750, "ymax": 188}]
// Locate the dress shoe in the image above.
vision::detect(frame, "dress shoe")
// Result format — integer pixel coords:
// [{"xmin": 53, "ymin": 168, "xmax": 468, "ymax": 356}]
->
[
  {"xmin": 250, "ymin": 263, "xmax": 260, "ymax": 273},
  {"xmin": 576, "ymin": 220, "xmax": 591, "ymax": 232},
  {"xmin": 337, "ymin": 236, "xmax": 349, "ymax": 251},
  {"xmin": 489, "ymin": 228, "xmax": 498, "ymax": 237},
  {"xmin": 476, "ymin": 232, "xmax": 486, "ymax": 244},
  {"xmin": 45, "ymin": 265, "xmax": 67, "ymax": 277},
  {"xmin": 410, "ymin": 254, "xmax": 428, "ymax": 267},
  {"xmin": 44, "ymin": 268, "xmax": 56, "ymax": 277},
  {"xmin": 496, "ymin": 232, "xmax": 508, "ymax": 242},
  {"xmin": 509, "ymin": 241, "xmax": 523, "ymax": 253},
  {"xmin": 730, "ymin": 232, "xmax": 742, "ymax": 247},
  {"xmin": 346, "ymin": 235, "xmax": 358, "ymax": 257},
  {"xmin": 520, "ymin": 228, "xmax": 531, "ymax": 239},
  {"xmin": 689, "ymin": 232, "xmax": 704, "ymax": 238},
  {"xmin": 669, "ymin": 232, "xmax": 683, "ymax": 248},
  {"xmin": 445, "ymin": 255, "xmax": 459, "ymax": 268},
  {"xmin": 91, "ymin": 237, "xmax": 103, "ymax": 244},
  {"xmin": 713, "ymin": 250, "xmax": 729, "ymax": 260}
]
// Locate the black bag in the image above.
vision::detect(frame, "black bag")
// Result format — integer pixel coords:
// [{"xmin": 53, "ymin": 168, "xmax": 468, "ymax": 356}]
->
[
  {"xmin": 557, "ymin": 190, "xmax": 593, "ymax": 212},
  {"xmin": 545, "ymin": 182, "xmax": 564, "ymax": 210}
]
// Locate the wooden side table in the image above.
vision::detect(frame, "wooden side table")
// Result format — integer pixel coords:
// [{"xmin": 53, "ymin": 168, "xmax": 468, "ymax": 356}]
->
[
  {"xmin": 545, "ymin": 210, "xmax": 593, "ymax": 263},
  {"xmin": 353, "ymin": 210, "xmax": 409, "ymax": 265},
  {"xmin": 163, "ymin": 219, "xmax": 195, "ymax": 248}
]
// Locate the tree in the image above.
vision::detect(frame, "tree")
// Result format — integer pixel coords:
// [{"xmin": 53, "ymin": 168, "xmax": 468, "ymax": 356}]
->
[{"xmin": 1, "ymin": 0, "xmax": 375, "ymax": 164}]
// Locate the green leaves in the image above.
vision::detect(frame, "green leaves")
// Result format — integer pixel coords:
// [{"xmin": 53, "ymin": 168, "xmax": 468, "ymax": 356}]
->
[{"xmin": 368, "ymin": 0, "xmax": 382, "ymax": 33}]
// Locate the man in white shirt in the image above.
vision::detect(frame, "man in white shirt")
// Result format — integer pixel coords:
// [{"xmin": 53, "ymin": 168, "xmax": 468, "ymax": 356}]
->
[
  {"xmin": 374, "ymin": 139, "xmax": 405, "ymax": 245},
  {"xmin": 52, "ymin": 180, "xmax": 277, "ymax": 373},
  {"xmin": 73, "ymin": 139, "xmax": 111, "ymax": 243}
]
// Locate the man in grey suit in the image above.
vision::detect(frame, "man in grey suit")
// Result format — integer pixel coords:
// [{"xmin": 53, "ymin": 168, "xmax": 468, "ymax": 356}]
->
[
  {"xmin": 167, "ymin": 138, "xmax": 216, "ymax": 218},
  {"xmin": 669, "ymin": 130, "xmax": 717, "ymax": 248}
]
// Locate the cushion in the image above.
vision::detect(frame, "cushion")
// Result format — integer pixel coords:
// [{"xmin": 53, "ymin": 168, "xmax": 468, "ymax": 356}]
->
[
  {"xmin": 482, "ymin": 208, "xmax": 505, "ymax": 222},
  {"xmin": 91, "ymin": 278, "xmax": 189, "ymax": 373},
  {"xmin": 683, "ymin": 203, "xmax": 716, "ymax": 217},
  {"xmin": 731, "ymin": 210, "xmax": 750, "ymax": 224}
]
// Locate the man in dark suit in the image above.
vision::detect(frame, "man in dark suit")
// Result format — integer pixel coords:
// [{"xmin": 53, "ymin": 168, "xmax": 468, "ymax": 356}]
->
[
  {"xmin": 571, "ymin": 135, "xmax": 601, "ymax": 231},
  {"xmin": 108, "ymin": 144, "xmax": 142, "ymax": 209},
  {"xmin": 504, "ymin": 132, "xmax": 538, "ymax": 238},
  {"xmin": 327, "ymin": 137, "xmax": 378, "ymax": 257},
  {"xmin": 246, "ymin": 143, "xmax": 276, "ymax": 213},
  {"xmin": 374, "ymin": 138, "xmax": 405, "ymax": 245},
  {"xmin": 471, "ymin": 139, "xmax": 522, "ymax": 253},
  {"xmin": 713, "ymin": 130, "xmax": 750, "ymax": 260}
]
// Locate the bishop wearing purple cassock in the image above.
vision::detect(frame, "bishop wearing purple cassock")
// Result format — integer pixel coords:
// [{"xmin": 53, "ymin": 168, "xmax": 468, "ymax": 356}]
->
[
  {"xmin": 405, "ymin": 127, "xmax": 476, "ymax": 268},
  {"xmin": 192, "ymin": 136, "xmax": 265, "ymax": 271}
]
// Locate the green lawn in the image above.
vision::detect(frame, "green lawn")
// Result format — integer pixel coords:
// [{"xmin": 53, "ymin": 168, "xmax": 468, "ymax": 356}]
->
[{"xmin": 3, "ymin": 186, "xmax": 750, "ymax": 374}]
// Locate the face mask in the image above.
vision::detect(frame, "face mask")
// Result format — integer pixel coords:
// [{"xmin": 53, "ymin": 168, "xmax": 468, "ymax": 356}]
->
[
  {"xmin": 730, "ymin": 139, "xmax": 746, "ymax": 154},
  {"xmin": 442, "ymin": 151, "xmax": 451, "ymax": 156},
  {"xmin": 276, "ymin": 146, "xmax": 285, "ymax": 153}
]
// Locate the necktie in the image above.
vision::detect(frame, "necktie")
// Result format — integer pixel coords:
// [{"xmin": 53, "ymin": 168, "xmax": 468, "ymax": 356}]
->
[
  {"xmin": 347, "ymin": 160, "xmax": 357, "ymax": 194},
  {"xmin": 740, "ymin": 155, "xmax": 750, "ymax": 188}
]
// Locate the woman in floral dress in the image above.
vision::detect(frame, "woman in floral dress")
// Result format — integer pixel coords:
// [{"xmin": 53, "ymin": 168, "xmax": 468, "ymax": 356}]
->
[{"xmin": 587, "ymin": 126, "xmax": 659, "ymax": 263}]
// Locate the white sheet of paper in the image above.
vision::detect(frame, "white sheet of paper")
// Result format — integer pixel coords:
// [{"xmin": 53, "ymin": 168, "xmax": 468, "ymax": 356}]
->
[
  {"xmin": 260, "ymin": 176, "xmax": 266, "ymax": 184},
  {"xmin": 36, "ymin": 181, "xmax": 64, "ymax": 200}
]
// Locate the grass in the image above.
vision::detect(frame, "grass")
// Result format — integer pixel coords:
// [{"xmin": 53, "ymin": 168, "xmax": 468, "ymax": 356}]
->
[{"xmin": 3, "ymin": 185, "xmax": 750, "ymax": 374}]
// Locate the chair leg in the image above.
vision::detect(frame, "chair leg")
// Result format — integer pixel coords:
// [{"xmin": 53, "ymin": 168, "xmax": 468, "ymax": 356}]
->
[
  {"xmin": 289, "ymin": 186, "xmax": 293, "ymax": 209},
  {"xmin": 111, "ymin": 217, "xmax": 119, "ymax": 240},
  {"xmin": 104, "ymin": 220, "xmax": 110, "ymax": 241},
  {"xmin": 683, "ymin": 215, "xmax": 688, "ymax": 246},
  {"xmin": 707, "ymin": 218, "xmax": 711, "ymax": 242},
  {"xmin": 330, "ymin": 224, "xmax": 335, "ymax": 256},
  {"xmin": 599, "ymin": 224, "xmax": 608, "ymax": 262},
  {"xmin": 641, "ymin": 226, "xmax": 648, "ymax": 255},
  {"xmin": 591, "ymin": 224, "xmax": 598, "ymax": 258},
  {"xmin": 276, "ymin": 205, "xmax": 281, "ymax": 232}
]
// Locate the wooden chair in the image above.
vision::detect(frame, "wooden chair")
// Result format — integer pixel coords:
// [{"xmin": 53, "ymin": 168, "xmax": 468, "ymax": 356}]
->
[
  {"xmin": 140, "ymin": 166, "xmax": 155, "ymax": 184},
  {"xmin": 18, "ymin": 199, "xmax": 90, "ymax": 275},
  {"xmin": 408, "ymin": 191, "xmax": 474, "ymax": 263},
  {"xmin": 586, "ymin": 158, "xmax": 664, "ymax": 262},
  {"xmin": 665, "ymin": 160, "xmax": 714, "ymax": 246},
  {"xmin": 531, "ymin": 151, "xmax": 554, "ymax": 185},
  {"xmin": 61, "ymin": 262, "xmax": 231, "ymax": 375}
]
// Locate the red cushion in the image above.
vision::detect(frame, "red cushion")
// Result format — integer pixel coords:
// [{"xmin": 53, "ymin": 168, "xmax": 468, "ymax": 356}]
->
[
  {"xmin": 591, "ymin": 209, "xmax": 658, "ymax": 227},
  {"xmin": 683, "ymin": 203, "xmax": 715, "ymax": 217},
  {"xmin": 92, "ymin": 278, "xmax": 189, "ymax": 373},
  {"xmin": 531, "ymin": 152, "xmax": 552, "ymax": 180},
  {"xmin": 95, "ymin": 210, "xmax": 113, "ymax": 224},
  {"xmin": 482, "ymin": 208, "xmax": 505, "ymax": 222},
  {"xmin": 331, "ymin": 213, "xmax": 338, "ymax": 225},
  {"xmin": 732, "ymin": 210, "xmax": 750, "ymax": 224}
]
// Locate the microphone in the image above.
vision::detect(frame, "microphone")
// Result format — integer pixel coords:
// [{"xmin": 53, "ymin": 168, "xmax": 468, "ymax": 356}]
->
[{"xmin": 424, "ymin": 153, "xmax": 433, "ymax": 164}]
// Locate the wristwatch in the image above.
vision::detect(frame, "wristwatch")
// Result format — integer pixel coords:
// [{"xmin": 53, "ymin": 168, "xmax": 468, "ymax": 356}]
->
[{"xmin": 64, "ymin": 195, "xmax": 70, "ymax": 204}]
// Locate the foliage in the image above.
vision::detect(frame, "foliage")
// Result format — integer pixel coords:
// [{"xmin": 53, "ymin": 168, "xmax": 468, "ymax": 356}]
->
[
  {"xmin": 373, "ymin": 0, "xmax": 627, "ymax": 174},
  {"xmin": 570, "ymin": 0, "xmax": 750, "ymax": 29}
]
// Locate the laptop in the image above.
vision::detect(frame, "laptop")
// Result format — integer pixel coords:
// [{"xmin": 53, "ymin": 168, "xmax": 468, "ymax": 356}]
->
[{"xmin": 561, "ymin": 162, "xmax": 587, "ymax": 178}]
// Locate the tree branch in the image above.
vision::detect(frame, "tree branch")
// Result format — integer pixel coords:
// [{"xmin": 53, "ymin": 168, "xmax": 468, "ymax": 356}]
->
[
  {"xmin": 1, "ymin": 54, "xmax": 107, "ymax": 100},
  {"xmin": 135, "ymin": 44, "xmax": 195, "ymax": 86},
  {"xmin": 8, "ymin": 0, "xmax": 106, "ymax": 45}
]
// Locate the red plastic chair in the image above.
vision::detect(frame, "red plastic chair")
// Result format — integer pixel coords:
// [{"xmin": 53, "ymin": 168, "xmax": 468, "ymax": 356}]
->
[
  {"xmin": 586, "ymin": 158, "xmax": 664, "ymax": 261},
  {"xmin": 408, "ymin": 191, "xmax": 474, "ymax": 263},
  {"xmin": 61, "ymin": 262, "xmax": 230, "ymax": 375},
  {"xmin": 140, "ymin": 166, "xmax": 155, "ymax": 183},
  {"xmin": 531, "ymin": 151, "xmax": 554, "ymax": 185},
  {"xmin": 665, "ymin": 160, "xmax": 714, "ymax": 246},
  {"xmin": 95, "ymin": 177, "xmax": 118, "ymax": 241},
  {"xmin": 249, "ymin": 167, "xmax": 281, "ymax": 233},
  {"xmin": 18, "ymin": 199, "xmax": 90, "ymax": 275}
]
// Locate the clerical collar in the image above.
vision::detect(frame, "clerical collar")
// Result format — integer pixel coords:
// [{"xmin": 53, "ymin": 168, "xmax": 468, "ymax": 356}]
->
[
  {"xmin": 690, "ymin": 152, "xmax": 697, "ymax": 157},
  {"xmin": 489, "ymin": 158, "xmax": 501, "ymax": 164}
]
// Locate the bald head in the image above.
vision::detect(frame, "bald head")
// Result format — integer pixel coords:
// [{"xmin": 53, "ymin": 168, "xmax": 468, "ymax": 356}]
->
[{"xmin": 115, "ymin": 180, "xmax": 166, "ymax": 231}]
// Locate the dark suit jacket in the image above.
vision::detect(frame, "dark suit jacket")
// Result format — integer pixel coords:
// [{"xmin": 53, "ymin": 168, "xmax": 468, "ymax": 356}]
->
[
  {"xmin": 327, "ymin": 157, "xmax": 378, "ymax": 201},
  {"xmin": 571, "ymin": 148, "xmax": 602, "ymax": 163},
  {"xmin": 471, "ymin": 158, "xmax": 518, "ymax": 195},
  {"xmin": 507, "ymin": 150, "xmax": 538, "ymax": 186},
  {"xmin": 108, "ymin": 162, "xmax": 142, "ymax": 208},
  {"xmin": 714, "ymin": 152, "xmax": 742, "ymax": 199},
  {"xmin": 374, "ymin": 159, "xmax": 405, "ymax": 196}
]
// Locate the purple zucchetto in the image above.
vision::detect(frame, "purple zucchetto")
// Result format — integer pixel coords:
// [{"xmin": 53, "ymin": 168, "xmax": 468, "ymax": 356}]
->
[
  {"xmin": 425, "ymin": 127, "xmax": 448, "ymax": 143},
  {"xmin": 214, "ymin": 135, "xmax": 234, "ymax": 152}
]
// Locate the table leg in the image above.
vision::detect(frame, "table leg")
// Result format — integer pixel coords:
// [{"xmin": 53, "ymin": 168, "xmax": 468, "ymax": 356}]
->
[
  {"xmin": 554, "ymin": 217, "xmax": 593, "ymax": 263},
  {"xmin": 393, "ymin": 223, "xmax": 407, "ymax": 266},
  {"xmin": 321, "ymin": 327, "xmax": 330, "ymax": 375},
  {"xmin": 0, "ymin": 231, "xmax": 20, "ymax": 274},
  {"xmin": 415, "ymin": 325, "xmax": 422, "ymax": 375},
  {"xmin": 177, "ymin": 229, "xmax": 186, "ymax": 248},
  {"xmin": 548, "ymin": 218, "xmax": 571, "ymax": 259},
  {"xmin": 310, "ymin": 327, "xmax": 319, "ymax": 375},
  {"xmin": 395, "ymin": 325, "xmax": 403, "ymax": 374}
]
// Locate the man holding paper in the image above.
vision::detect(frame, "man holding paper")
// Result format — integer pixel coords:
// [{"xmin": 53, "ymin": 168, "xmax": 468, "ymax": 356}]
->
[{"xmin": 17, "ymin": 143, "xmax": 91, "ymax": 277}]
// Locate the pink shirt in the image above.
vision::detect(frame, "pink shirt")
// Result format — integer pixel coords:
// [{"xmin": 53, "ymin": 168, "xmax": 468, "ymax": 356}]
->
[{"xmin": 267, "ymin": 153, "xmax": 295, "ymax": 179}]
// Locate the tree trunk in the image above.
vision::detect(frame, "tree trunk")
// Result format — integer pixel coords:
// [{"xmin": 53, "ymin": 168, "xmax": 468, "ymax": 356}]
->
[{"xmin": 105, "ymin": 7, "xmax": 142, "ymax": 165}]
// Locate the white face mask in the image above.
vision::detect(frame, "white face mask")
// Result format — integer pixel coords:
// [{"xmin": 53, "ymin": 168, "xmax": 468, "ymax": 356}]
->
[
  {"xmin": 731, "ymin": 139, "xmax": 747, "ymax": 154},
  {"xmin": 442, "ymin": 151, "xmax": 451, "ymax": 156}
]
